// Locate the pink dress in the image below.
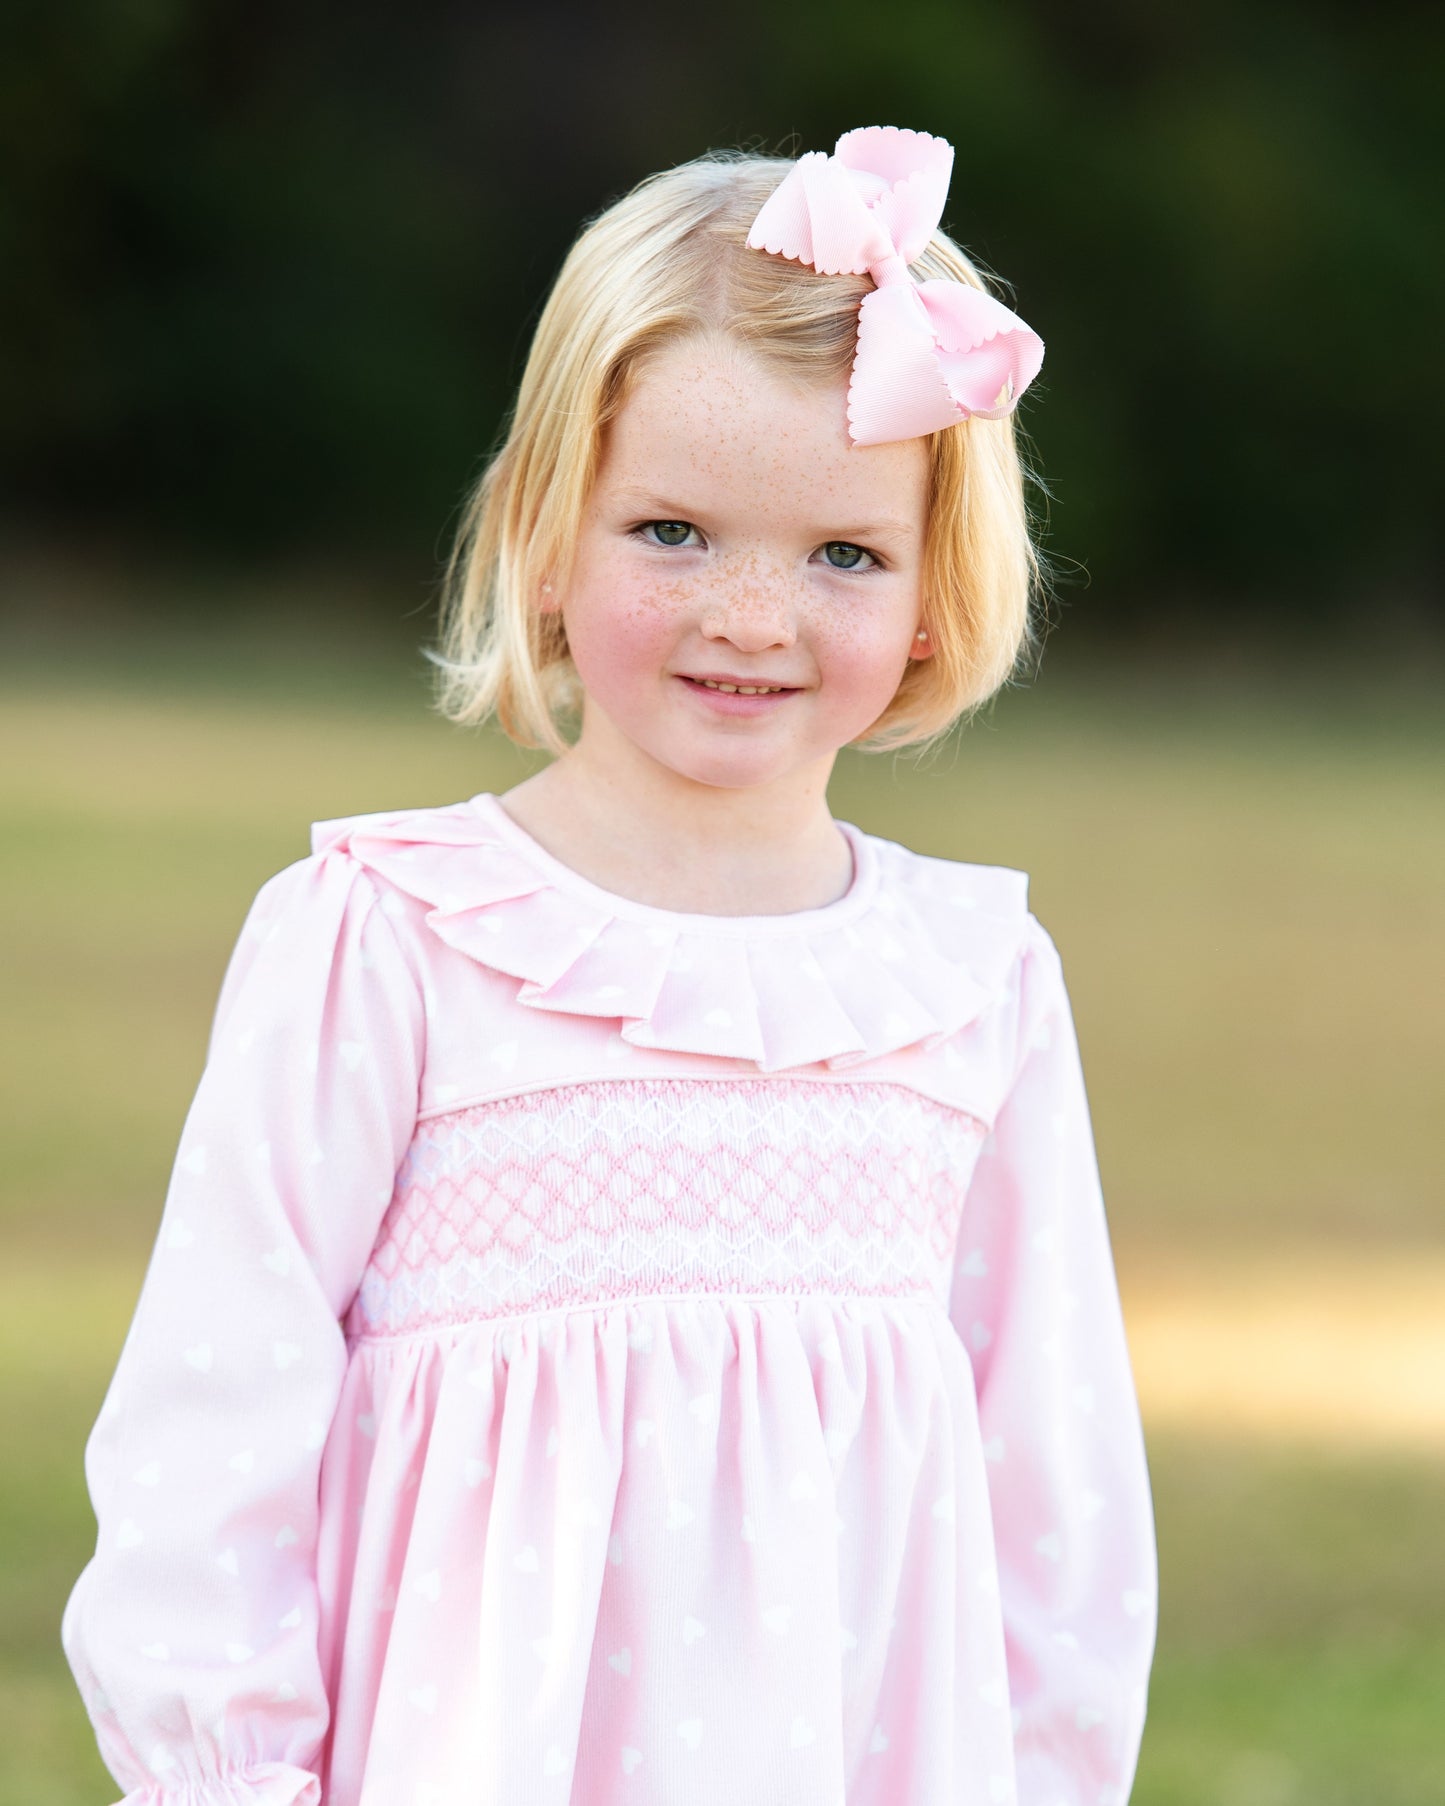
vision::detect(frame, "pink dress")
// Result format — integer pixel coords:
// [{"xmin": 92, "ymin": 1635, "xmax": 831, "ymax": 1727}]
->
[{"xmin": 63, "ymin": 793, "xmax": 1157, "ymax": 1806}]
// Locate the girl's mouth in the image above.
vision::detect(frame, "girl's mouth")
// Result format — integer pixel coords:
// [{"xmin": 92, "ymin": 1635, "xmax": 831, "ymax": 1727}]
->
[{"xmin": 677, "ymin": 674, "xmax": 801, "ymax": 713}]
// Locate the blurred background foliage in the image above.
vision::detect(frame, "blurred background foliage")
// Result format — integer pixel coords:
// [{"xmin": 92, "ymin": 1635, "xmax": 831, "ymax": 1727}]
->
[{"xmin": 3, "ymin": 0, "xmax": 1441, "ymax": 639}]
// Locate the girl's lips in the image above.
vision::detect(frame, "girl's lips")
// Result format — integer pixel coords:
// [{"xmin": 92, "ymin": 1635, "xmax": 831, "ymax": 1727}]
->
[{"xmin": 675, "ymin": 674, "xmax": 801, "ymax": 716}]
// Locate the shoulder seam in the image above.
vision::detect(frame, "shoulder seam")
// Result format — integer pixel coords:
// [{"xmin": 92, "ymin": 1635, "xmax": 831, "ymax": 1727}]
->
[{"xmin": 322, "ymin": 847, "xmax": 430, "ymax": 999}]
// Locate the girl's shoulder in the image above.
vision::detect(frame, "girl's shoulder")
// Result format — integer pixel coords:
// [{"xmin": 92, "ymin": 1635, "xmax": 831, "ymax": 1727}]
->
[
  {"xmin": 218, "ymin": 796, "xmax": 495, "ymax": 1006},
  {"xmin": 852, "ymin": 819, "xmax": 1062, "ymax": 1011},
  {"xmin": 855, "ymin": 821, "xmax": 1032, "ymax": 924}
]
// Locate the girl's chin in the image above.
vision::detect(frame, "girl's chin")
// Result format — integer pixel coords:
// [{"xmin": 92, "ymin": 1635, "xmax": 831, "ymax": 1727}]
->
[{"xmin": 634, "ymin": 737, "xmax": 818, "ymax": 794}]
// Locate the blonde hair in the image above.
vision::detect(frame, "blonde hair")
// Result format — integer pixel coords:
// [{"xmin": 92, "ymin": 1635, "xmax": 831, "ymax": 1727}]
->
[{"xmin": 433, "ymin": 151, "xmax": 1047, "ymax": 754}]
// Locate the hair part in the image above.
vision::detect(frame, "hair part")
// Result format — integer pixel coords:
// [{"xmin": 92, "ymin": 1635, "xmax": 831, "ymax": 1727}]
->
[{"xmin": 433, "ymin": 151, "xmax": 1049, "ymax": 755}]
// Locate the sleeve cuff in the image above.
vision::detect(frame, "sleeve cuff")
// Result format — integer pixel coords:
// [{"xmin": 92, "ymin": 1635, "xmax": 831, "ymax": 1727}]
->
[{"xmin": 115, "ymin": 1764, "xmax": 321, "ymax": 1806}]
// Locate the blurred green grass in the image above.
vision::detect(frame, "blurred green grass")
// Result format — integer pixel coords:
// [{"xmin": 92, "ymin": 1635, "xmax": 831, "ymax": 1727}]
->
[{"xmin": 2, "ymin": 628, "xmax": 1442, "ymax": 1805}]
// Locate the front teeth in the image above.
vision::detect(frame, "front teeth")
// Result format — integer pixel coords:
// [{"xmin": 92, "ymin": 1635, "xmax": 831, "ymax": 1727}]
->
[{"xmin": 698, "ymin": 680, "xmax": 784, "ymax": 695}]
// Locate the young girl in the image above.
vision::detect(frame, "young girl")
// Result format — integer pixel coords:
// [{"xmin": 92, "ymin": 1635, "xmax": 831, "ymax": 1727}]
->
[{"xmin": 64, "ymin": 127, "xmax": 1156, "ymax": 1806}]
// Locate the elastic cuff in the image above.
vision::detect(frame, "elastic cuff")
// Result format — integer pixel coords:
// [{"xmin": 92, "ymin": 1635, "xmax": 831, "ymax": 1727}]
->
[{"xmin": 115, "ymin": 1763, "xmax": 321, "ymax": 1806}]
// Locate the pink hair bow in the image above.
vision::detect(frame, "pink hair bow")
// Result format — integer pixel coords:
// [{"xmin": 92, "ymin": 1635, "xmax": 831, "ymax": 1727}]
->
[{"xmin": 746, "ymin": 126, "xmax": 1044, "ymax": 447}]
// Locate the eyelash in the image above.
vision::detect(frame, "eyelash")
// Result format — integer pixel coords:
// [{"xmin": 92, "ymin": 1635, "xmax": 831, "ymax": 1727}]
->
[{"xmin": 632, "ymin": 521, "xmax": 882, "ymax": 572}]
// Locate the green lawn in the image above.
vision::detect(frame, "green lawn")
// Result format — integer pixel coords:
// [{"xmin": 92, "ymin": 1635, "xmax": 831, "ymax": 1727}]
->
[{"xmin": 2, "ymin": 627, "xmax": 1442, "ymax": 1805}]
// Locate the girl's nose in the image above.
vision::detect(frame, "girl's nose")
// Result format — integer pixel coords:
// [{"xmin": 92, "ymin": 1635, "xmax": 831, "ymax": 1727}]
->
[{"xmin": 698, "ymin": 579, "xmax": 798, "ymax": 653}]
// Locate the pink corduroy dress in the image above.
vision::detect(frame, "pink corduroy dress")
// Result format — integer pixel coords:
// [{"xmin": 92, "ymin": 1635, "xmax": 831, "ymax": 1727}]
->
[{"xmin": 63, "ymin": 793, "xmax": 1157, "ymax": 1806}]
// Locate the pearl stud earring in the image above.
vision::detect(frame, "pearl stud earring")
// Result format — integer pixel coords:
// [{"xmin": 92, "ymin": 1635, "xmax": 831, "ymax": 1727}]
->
[{"xmin": 915, "ymin": 629, "xmax": 928, "ymax": 641}]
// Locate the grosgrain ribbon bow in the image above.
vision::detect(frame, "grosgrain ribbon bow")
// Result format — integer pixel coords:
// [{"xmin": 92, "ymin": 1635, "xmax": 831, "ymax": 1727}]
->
[{"xmin": 746, "ymin": 127, "xmax": 1044, "ymax": 447}]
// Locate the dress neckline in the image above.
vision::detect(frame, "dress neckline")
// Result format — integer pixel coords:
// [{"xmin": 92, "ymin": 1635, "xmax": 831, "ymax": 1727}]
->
[
  {"xmin": 311, "ymin": 793, "xmax": 1032, "ymax": 1071},
  {"xmin": 468, "ymin": 792, "xmax": 877, "ymax": 939}
]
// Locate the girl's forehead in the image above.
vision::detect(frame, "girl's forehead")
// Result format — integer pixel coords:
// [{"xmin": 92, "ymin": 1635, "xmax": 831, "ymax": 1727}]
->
[{"xmin": 601, "ymin": 335, "xmax": 928, "ymax": 520}]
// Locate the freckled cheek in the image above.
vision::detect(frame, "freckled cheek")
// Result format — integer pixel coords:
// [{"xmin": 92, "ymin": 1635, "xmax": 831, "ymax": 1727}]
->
[
  {"xmin": 807, "ymin": 610, "xmax": 915, "ymax": 711},
  {"xmin": 564, "ymin": 565, "xmax": 699, "ymax": 694}
]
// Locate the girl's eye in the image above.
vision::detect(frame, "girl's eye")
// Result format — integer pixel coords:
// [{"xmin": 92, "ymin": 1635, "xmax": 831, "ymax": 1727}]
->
[
  {"xmin": 820, "ymin": 541, "xmax": 875, "ymax": 571},
  {"xmin": 644, "ymin": 520, "xmax": 698, "ymax": 547}
]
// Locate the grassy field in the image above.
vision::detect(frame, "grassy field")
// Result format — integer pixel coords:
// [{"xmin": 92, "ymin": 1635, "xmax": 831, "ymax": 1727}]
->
[{"xmin": 2, "ymin": 625, "xmax": 1442, "ymax": 1805}]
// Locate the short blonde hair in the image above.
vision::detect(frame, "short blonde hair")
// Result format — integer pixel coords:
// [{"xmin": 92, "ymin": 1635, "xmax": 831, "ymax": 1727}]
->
[{"xmin": 433, "ymin": 151, "xmax": 1047, "ymax": 754}]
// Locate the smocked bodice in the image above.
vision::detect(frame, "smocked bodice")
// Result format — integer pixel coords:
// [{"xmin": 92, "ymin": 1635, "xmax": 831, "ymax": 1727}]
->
[{"xmin": 346, "ymin": 1078, "xmax": 989, "ymax": 1339}]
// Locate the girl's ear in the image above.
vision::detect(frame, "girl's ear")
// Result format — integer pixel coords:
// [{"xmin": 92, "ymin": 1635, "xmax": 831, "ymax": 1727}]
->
[
  {"xmin": 537, "ymin": 576, "xmax": 561, "ymax": 616},
  {"xmin": 909, "ymin": 625, "xmax": 935, "ymax": 661}
]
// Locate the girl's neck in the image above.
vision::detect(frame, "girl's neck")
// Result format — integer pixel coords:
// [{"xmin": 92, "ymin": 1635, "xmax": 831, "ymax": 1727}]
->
[{"xmin": 497, "ymin": 752, "xmax": 853, "ymax": 919}]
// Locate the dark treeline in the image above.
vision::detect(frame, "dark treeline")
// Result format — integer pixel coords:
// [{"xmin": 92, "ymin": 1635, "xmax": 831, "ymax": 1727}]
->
[{"xmin": 4, "ymin": 0, "xmax": 1440, "ymax": 633}]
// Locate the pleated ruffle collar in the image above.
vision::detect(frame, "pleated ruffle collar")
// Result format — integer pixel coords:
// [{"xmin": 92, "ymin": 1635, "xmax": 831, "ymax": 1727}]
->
[{"xmin": 313, "ymin": 793, "xmax": 1030, "ymax": 1073}]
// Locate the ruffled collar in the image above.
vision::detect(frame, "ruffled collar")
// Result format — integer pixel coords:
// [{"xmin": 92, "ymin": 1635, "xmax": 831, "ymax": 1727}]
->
[{"xmin": 313, "ymin": 793, "xmax": 1030, "ymax": 1073}]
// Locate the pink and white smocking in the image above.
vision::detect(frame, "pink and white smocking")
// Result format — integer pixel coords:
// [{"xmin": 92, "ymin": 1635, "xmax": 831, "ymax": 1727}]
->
[{"xmin": 63, "ymin": 792, "xmax": 1157, "ymax": 1806}]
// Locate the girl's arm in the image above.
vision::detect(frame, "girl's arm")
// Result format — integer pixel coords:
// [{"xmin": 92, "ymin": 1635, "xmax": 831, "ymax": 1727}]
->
[
  {"xmin": 950, "ymin": 918, "xmax": 1157, "ymax": 1806},
  {"xmin": 62, "ymin": 847, "xmax": 425, "ymax": 1806}
]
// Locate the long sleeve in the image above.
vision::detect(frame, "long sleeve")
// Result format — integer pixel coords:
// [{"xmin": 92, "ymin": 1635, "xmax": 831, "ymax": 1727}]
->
[
  {"xmin": 949, "ymin": 918, "xmax": 1157, "ymax": 1806},
  {"xmin": 62, "ymin": 848, "xmax": 425, "ymax": 1806}
]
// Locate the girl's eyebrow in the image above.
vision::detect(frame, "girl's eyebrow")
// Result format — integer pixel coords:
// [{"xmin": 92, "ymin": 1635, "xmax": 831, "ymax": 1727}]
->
[
  {"xmin": 609, "ymin": 488, "xmax": 920, "ymax": 545},
  {"xmin": 822, "ymin": 519, "xmax": 919, "ymax": 546},
  {"xmin": 610, "ymin": 489, "xmax": 701, "ymax": 517}
]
